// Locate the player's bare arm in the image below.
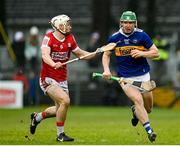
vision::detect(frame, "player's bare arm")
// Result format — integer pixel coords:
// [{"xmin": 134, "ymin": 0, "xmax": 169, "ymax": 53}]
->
[
  {"xmin": 102, "ymin": 51, "xmax": 112, "ymax": 80},
  {"xmin": 41, "ymin": 46, "xmax": 62, "ymax": 69},
  {"xmin": 61, "ymin": 43, "xmax": 116, "ymax": 65},
  {"xmin": 131, "ymin": 44, "xmax": 159, "ymax": 59},
  {"xmin": 73, "ymin": 47, "xmax": 97, "ymax": 60}
]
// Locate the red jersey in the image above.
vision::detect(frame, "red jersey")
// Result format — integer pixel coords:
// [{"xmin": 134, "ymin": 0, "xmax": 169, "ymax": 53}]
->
[{"xmin": 40, "ymin": 32, "xmax": 78, "ymax": 82}]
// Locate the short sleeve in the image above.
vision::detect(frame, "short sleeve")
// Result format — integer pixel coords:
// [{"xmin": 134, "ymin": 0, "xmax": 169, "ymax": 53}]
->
[
  {"xmin": 107, "ymin": 36, "xmax": 114, "ymax": 44},
  {"xmin": 41, "ymin": 36, "xmax": 51, "ymax": 48},
  {"xmin": 70, "ymin": 35, "xmax": 78, "ymax": 51},
  {"xmin": 142, "ymin": 32, "xmax": 153, "ymax": 49}
]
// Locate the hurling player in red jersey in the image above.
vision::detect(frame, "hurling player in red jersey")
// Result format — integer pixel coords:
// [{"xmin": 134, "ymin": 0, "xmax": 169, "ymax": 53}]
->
[{"xmin": 30, "ymin": 14, "xmax": 99, "ymax": 142}]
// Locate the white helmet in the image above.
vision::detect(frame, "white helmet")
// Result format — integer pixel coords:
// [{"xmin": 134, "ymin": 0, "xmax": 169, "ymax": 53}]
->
[{"xmin": 50, "ymin": 14, "xmax": 71, "ymax": 34}]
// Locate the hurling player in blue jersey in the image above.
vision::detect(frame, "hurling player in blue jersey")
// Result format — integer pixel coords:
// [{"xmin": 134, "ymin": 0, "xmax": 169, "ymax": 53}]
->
[{"xmin": 102, "ymin": 11, "xmax": 159, "ymax": 142}]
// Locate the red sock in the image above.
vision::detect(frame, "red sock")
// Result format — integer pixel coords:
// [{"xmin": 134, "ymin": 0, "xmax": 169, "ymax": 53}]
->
[
  {"xmin": 42, "ymin": 112, "xmax": 46, "ymax": 119},
  {"xmin": 56, "ymin": 121, "xmax": 64, "ymax": 126}
]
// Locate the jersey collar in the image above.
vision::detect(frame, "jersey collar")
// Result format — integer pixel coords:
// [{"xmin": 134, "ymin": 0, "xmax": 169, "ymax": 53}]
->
[
  {"xmin": 119, "ymin": 28, "xmax": 135, "ymax": 37},
  {"xmin": 53, "ymin": 32, "xmax": 65, "ymax": 42}
]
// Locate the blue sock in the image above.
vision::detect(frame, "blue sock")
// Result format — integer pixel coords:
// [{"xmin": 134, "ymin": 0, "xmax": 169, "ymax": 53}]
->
[{"xmin": 143, "ymin": 122, "xmax": 152, "ymax": 134}]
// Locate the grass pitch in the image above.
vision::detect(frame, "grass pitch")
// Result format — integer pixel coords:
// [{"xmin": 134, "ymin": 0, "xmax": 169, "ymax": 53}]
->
[{"xmin": 0, "ymin": 106, "xmax": 180, "ymax": 145}]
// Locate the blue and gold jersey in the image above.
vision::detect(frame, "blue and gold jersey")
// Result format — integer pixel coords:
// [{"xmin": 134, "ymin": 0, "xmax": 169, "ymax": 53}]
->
[{"xmin": 108, "ymin": 28, "xmax": 153, "ymax": 77}]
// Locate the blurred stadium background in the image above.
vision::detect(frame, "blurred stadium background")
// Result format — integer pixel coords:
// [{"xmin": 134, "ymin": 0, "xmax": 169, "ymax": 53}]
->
[{"xmin": 0, "ymin": 0, "xmax": 180, "ymax": 108}]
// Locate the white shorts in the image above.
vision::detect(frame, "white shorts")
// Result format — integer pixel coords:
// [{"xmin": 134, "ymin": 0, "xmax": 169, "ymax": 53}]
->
[
  {"xmin": 121, "ymin": 72, "xmax": 150, "ymax": 93},
  {"xmin": 124, "ymin": 72, "xmax": 150, "ymax": 82},
  {"xmin": 40, "ymin": 77, "xmax": 69, "ymax": 94}
]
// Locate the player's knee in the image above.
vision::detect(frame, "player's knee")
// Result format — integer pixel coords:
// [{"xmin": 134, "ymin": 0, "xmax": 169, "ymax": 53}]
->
[
  {"xmin": 134, "ymin": 97, "xmax": 143, "ymax": 106},
  {"xmin": 61, "ymin": 96, "xmax": 70, "ymax": 107}
]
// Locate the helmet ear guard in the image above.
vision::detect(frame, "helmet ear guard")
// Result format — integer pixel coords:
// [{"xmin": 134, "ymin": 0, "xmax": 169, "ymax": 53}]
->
[{"xmin": 49, "ymin": 14, "xmax": 71, "ymax": 35}]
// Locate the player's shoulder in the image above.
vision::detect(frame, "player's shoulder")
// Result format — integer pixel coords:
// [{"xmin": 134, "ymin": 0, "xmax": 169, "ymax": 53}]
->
[
  {"xmin": 66, "ymin": 34, "xmax": 76, "ymax": 43},
  {"xmin": 66, "ymin": 33, "xmax": 74, "ymax": 39},
  {"xmin": 134, "ymin": 28, "xmax": 149, "ymax": 37},
  {"xmin": 108, "ymin": 30, "xmax": 122, "ymax": 43},
  {"xmin": 45, "ymin": 32, "xmax": 53, "ymax": 37},
  {"xmin": 109, "ymin": 31, "xmax": 121, "ymax": 40},
  {"xmin": 134, "ymin": 28, "xmax": 144, "ymax": 33},
  {"xmin": 44, "ymin": 31, "xmax": 54, "ymax": 39},
  {"xmin": 111, "ymin": 30, "xmax": 121, "ymax": 37}
]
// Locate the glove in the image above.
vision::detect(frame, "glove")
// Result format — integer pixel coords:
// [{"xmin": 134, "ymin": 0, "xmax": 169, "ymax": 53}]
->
[{"xmin": 95, "ymin": 47, "xmax": 103, "ymax": 54}]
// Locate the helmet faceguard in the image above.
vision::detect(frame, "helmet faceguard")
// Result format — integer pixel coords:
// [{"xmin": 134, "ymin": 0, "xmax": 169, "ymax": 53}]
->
[
  {"xmin": 120, "ymin": 11, "xmax": 137, "ymax": 27},
  {"xmin": 50, "ymin": 14, "xmax": 71, "ymax": 35}
]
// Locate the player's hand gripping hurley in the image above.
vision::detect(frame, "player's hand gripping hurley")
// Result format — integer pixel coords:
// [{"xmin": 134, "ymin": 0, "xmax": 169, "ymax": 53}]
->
[
  {"xmin": 62, "ymin": 43, "xmax": 116, "ymax": 65},
  {"xmin": 92, "ymin": 72, "xmax": 156, "ymax": 92}
]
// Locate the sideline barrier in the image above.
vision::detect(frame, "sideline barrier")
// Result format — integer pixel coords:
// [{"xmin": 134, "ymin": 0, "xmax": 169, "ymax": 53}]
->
[{"xmin": 0, "ymin": 81, "xmax": 23, "ymax": 108}]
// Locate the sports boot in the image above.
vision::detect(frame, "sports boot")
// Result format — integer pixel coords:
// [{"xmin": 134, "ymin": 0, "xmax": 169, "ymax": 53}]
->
[
  {"xmin": 57, "ymin": 132, "xmax": 74, "ymax": 142},
  {"xmin": 30, "ymin": 112, "xmax": 40, "ymax": 134},
  {"xmin": 148, "ymin": 131, "xmax": 157, "ymax": 142}
]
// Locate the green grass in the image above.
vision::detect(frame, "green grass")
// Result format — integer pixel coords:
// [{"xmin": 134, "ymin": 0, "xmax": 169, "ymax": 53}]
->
[{"xmin": 0, "ymin": 106, "xmax": 180, "ymax": 145}]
